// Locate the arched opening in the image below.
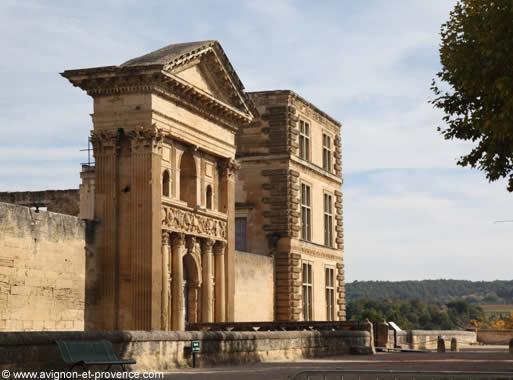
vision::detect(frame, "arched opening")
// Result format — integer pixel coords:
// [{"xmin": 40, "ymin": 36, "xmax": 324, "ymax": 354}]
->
[
  {"xmin": 206, "ymin": 185, "xmax": 213, "ymax": 210},
  {"xmin": 183, "ymin": 253, "xmax": 200, "ymax": 325},
  {"xmin": 180, "ymin": 151, "xmax": 197, "ymax": 207},
  {"xmin": 162, "ymin": 170, "xmax": 170, "ymax": 197}
]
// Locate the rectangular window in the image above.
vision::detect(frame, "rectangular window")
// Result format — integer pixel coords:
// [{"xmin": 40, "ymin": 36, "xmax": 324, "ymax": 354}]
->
[
  {"xmin": 322, "ymin": 133, "xmax": 332, "ymax": 172},
  {"xmin": 301, "ymin": 183, "xmax": 312, "ymax": 241},
  {"xmin": 325, "ymin": 267, "xmax": 335, "ymax": 321},
  {"xmin": 235, "ymin": 217, "xmax": 247, "ymax": 251},
  {"xmin": 302, "ymin": 262, "xmax": 313, "ymax": 321},
  {"xmin": 324, "ymin": 193, "xmax": 333, "ymax": 247},
  {"xmin": 299, "ymin": 120, "xmax": 310, "ymax": 161}
]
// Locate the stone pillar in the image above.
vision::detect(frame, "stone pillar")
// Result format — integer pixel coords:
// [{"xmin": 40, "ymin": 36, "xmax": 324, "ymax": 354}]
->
[
  {"xmin": 214, "ymin": 241, "xmax": 226, "ymax": 322},
  {"xmin": 219, "ymin": 158, "xmax": 238, "ymax": 321},
  {"xmin": 201, "ymin": 238, "xmax": 215, "ymax": 322},
  {"xmin": 171, "ymin": 233, "xmax": 186, "ymax": 331},
  {"xmin": 161, "ymin": 231, "xmax": 170, "ymax": 330},
  {"xmin": 190, "ymin": 282, "xmax": 201, "ymax": 323}
]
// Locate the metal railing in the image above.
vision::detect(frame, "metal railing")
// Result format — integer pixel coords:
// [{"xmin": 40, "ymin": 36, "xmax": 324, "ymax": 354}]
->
[{"xmin": 290, "ymin": 370, "xmax": 513, "ymax": 380}]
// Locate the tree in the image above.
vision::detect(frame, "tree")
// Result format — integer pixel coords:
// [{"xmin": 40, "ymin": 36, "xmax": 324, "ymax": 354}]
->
[{"xmin": 431, "ymin": 0, "xmax": 513, "ymax": 191}]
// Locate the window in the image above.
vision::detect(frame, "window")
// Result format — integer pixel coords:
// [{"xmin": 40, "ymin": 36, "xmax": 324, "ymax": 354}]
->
[
  {"xmin": 301, "ymin": 183, "xmax": 311, "ymax": 241},
  {"xmin": 299, "ymin": 119, "xmax": 310, "ymax": 161},
  {"xmin": 302, "ymin": 262, "xmax": 313, "ymax": 321},
  {"xmin": 162, "ymin": 170, "xmax": 170, "ymax": 197},
  {"xmin": 235, "ymin": 217, "xmax": 247, "ymax": 251},
  {"xmin": 206, "ymin": 185, "xmax": 213, "ymax": 210},
  {"xmin": 322, "ymin": 133, "xmax": 332, "ymax": 172},
  {"xmin": 325, "ymin": 267, "xmax": 335, "ymax": 321},
  {"xmin": 324, "ymin": 193, "xmax": 333, "ymax": 247}
]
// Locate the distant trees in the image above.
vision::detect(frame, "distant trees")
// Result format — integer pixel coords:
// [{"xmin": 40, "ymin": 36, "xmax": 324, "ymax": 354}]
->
[
  {"xmin": 347, "ymin": 299, "xmax": 485, "ymax": 330},
  {"xmin": 431, "ymin": 0, "xmax": 513, "ymax": 191},
  {"xmin": 346, "ymin": 280, "xmax": 513, "ymax": 304}
]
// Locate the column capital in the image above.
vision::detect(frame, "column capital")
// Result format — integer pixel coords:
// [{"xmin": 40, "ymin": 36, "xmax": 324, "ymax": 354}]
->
[
  {"xmin": 171, "ymin": 232, "xmax": 186, "ymax": 250},
  {"xmin": 90, "ymin": 129, "xmax": 120, "ymax": 156},
  {"xmin": 201, "ymin": 238, "xmax": 216, "ymax": 253},
  {"xmin": 126, "ymin": 124, "xmax": 164, "ymax": 154},
  {"xmin": 186, "ymin": 235, "xmax": 197, "ymax": 252},
  {"xmin": 219, "ymin": 158, "xmax": 240, "ymax": 179},
  {"xmin": 161, "ymin": 230, "xmax": 170, "ymax": 246},
  {"xmin": 213, "ymin": 241, "xmax": 226, "ymax": 256}
]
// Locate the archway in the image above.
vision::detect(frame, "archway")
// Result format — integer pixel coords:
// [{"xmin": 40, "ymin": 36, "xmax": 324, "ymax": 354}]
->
[
  {"xmin": 183, "ymin": 253, "xmax": 201, "ymax": 325},
  {"xmin": 180, "ymin": 151, "xmax": 197, "ymax": 207},
  {"xmin": 162, "ymin": 170, "xmax": 170, "ymax": 197}
]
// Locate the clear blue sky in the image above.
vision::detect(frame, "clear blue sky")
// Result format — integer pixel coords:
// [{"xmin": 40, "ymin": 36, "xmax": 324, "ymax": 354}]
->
[{"xmin": 1, "ymin": 0, "xmax": 512, "ymax": 281}]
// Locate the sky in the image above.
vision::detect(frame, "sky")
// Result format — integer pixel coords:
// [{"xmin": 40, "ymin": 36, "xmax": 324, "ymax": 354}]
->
[{"xmin": 1, "ymin": 0, "xmax": 512, "ymax": 282}]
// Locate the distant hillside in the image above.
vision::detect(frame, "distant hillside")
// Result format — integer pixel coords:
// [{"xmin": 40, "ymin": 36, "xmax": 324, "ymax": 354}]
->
[{"xmin": 346, "ymin": 280, "xmax": 513, "ymax": 304}]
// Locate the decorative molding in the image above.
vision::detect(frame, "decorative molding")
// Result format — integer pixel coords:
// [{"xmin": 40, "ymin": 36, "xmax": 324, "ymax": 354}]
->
[
  {"xmin": 162, "ymin": 205, "xmax": 227, "ymax": 241},
  {"xmin": 291, "ymin": 243, "xmax": 343, "ymax": 262}
]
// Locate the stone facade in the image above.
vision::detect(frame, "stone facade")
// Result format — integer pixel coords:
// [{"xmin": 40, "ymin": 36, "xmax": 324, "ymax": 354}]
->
[
  {"xmin": 236, "ymin": 90, "xmax": 345, "ymax": 321},
  {"xmin": 62, "ymin": 41, "xmax": 255, "ymax": 331},
  {"xmin": 0, "ymin": 202, "xmax": 85, "ymax": 331}
]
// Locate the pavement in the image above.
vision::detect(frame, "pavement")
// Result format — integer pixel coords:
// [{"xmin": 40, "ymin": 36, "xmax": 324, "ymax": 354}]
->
[{"xmin": 163, "ymin": 346, "xmax": 513, "ymax": 379}]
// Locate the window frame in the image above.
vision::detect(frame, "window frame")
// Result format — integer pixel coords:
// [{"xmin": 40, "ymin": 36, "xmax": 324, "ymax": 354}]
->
[
  {"xmin": 302, "ymin": 261, "xmax": 314, "ymax": 321},
  {"xmin": 300, "ymin": 182, "xmax": 312, "ymax": 241},
  {"xmin": 299, "ymin": 119, "xmax": 311, "ymax": 161},
  {"xmin": 235, "ymin": 216, "xmax": 248, "ymax": 252},
  {"xmin": 322, "ymin": 132, "xmax": 333, "ymax": 172},
  {"xmin": 323, "ymin": 192, "xmax": 333, "ymax": 247},
  {"xmin": 162, "ymin": 169, "xmax": 171, "ymax": 197},
  {"xmin": 325, "ymin": 266, "xmax": 335, "ymax": 321}
]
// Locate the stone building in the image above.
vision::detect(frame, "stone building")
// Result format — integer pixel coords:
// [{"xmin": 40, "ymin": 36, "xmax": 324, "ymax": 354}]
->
[
  {"xmin": 236, "ymin": 90, "xmax": 345, "ymax": 321},
  {"xmin": 56, "ymin": 40, "xmax": 344, "ymax": 331}
]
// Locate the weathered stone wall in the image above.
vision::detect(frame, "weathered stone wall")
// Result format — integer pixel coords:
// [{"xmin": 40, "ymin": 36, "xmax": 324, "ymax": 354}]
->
[
  {"xmin": 0, "ymin": 330, "xmax": 372, "ymax": 370},
  {"xmin": 477, "ymin": 329, "xmax": 513, "ymax": 345},
  {"xmin": 0, "ymin": 203, "xmax": 85, "ymax": 331},
  {"xmin": 234, "ymin": 251, "xmax": 274, "ymax": 321},
  {"xmin": 390, "ymin": 330, "xmax": 477, "ymax": 350},
  {"xmin": 0, "ymin": 190, "xmax": 80, "ymax": 216}
]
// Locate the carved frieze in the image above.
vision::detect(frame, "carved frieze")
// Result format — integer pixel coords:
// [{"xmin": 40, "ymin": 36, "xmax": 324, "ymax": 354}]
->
[{"xmin": 162, "ymin": 205, "xmax": 227, "ymax": 241}]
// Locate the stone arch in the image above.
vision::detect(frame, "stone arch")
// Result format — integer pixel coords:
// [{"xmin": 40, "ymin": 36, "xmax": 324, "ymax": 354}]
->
[
  {"xmin": 183, "ymin": 253, "xmax": 201, "ymax": 324},
  {"xmin": 179, "ymin": 150, "xmax": 197, "ymax": 207}
]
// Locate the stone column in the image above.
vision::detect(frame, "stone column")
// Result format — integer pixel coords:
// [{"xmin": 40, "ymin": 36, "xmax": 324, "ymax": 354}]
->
[
  {"xmin": 161, "ymin": 231, "xmax": 170, "ymax": 330},
  {"xmin": 219, "ymin": 158, "xmax": 238, "ymax": 321},
  {"xmin": 201, "ymin": 238, "xmax": 215, "ymax": 322},
  {"xmin": 214, "ymin": 241, "xmax": 226, "ymax": 322},
  {"xmin": 171, "ymin": 232, "xmax": 186, "ymax": 331},
  {"xmin": 190, "ymin": 282, "xmax": 201, "ymax": 323}
]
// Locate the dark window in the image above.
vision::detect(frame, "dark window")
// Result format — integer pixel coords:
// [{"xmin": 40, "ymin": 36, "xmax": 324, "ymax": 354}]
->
[
  {"xmin": 206, "ymin": 185, "xmax": 213, "ymax": 210},
  {"xmin": 162, "ymin": 170, "xmax": 170, "ymax": 197},
  {"xmin": 301, "ymin": 183, "xmax": 311, "ymax": 241},
  {"xmin": 324, "ymin": 193, "xmax": 333, "ymax": 247},
  {"xmin": 302, "ymin": 262, "xmax": 313, "ymax": 321},
  {"xmin": 325, "ymin": 267, "xmax": 335, "ymax": 321},
  {"xmin": 322, "ymin": 133, "xmax": 332, "ymax": 172},
  {"xmin": 235, "ymin": 217, "xmax": 247, "ymax": 251},
  {"xmin": 299, "ymin": 120, "xmax": 310, "ymax": 161}
]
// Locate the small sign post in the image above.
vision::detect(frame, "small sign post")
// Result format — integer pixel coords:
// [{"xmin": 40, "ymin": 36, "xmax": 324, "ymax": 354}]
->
[{"xmin": 191, "ymin": 340, "xmax": 201, "ymax": 368}]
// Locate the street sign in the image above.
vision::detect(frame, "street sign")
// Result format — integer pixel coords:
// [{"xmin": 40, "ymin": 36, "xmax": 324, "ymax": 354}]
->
[{"xmin": 191, "ymin": 340, "xmax": 201, "ymax": 353}]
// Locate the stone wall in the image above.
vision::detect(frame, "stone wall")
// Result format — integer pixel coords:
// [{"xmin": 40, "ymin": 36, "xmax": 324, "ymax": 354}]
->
[
  {"xmin": 0, "ymin": 190, "xmax": 80, "ymax": 216},
  {"xmin": 0, "ymin": 329, "xmax": 372, "ymax": 370},
  {"xmin": 389, "ymin": 330, "xmax": 477, "ymax": 350},
  {"xmin": 477, "ymin": 329, "xmax": 513, "ymax": 345},
  {"xmin": 234, "ymin": 251, "xmax": 274, "ymax": 321},
  {"xmin": 0, "ymin": 203, "xmax": 85, "ymax": 331}
]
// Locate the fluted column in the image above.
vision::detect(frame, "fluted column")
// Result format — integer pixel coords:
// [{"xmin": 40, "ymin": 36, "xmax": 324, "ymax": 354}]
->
[
  {"xmin": 161, "ymin": 231, "xmax": 170, "ymax": 330},
  {"xmin": 214, "ymin": 241, "xmax": 226, "ymax": 322},
  {"xmin": 201, "ymin": 238, "xmax": 215, "ymax": 322},
  {"xmin": 171, "ymin": 232, "xmax": 186, "ymax": 330}
]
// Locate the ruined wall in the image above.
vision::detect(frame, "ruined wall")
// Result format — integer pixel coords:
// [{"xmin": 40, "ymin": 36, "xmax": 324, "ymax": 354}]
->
[
  {"xmin": 0, "ymin": 190, "xmax": 80, "ymax": 216},
  {"xmin": 0, "ymin": 202, "xmax": 85, "ymax": 331},
  {"xmin": 234, "ymin": 250, "xmax": 274, "ymax": 321}
]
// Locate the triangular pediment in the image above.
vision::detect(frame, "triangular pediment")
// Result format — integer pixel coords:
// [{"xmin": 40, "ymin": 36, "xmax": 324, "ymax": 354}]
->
[{"xmin": 121, "ymin": 40, "xmax": 255, "ymax": 119}]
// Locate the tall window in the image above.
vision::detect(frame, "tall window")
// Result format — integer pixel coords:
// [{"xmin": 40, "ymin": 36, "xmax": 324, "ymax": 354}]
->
[
  {"xmin": 299, "ymin": 119, "xmax": 310, "ymax": 161},
  {"xmin": 324, "ymin": 193, "xmax": 333, "ymax": 247},
  {"xmin": 235, "ymin": 217, "xmax": 247, "ymax": 251},
  {"xmin": 325, "ymin": 267, "xmax": 335, "ymax": 321},
  {"xmin": 302, "ymin": 262, "xmax": 313, "ymax": 321},
  {"xmin": 162, "ymin": 170, "xmax": 170, "ymax": 197},
  {"xmin": 206, "ymin": 185, "xmax": 213, "ymax": 210},
  {"xmin": 301, "ymin": 183, "xmax": 311, "ymax": 241},
  {"xmin": 322, "ymin": 133, "xmax": 332, "ymax": 172}
]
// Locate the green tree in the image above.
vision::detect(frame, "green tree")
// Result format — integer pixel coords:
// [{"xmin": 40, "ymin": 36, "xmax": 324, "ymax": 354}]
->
[{"xmin": 431, "ymin": 0, "xmax": 513, "ymax": 191}]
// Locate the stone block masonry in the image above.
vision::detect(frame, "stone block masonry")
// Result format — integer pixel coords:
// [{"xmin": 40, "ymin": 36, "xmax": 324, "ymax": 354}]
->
[
  {"xmin": 0, "ymin": 202, "xmax": 85, "ymax": 331},
  {"xmin": 0, "ymin": 190, "xmax": 79, "ymax": 216}
]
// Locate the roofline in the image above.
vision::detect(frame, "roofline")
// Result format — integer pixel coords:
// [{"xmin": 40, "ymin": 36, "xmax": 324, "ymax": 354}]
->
[{"xmin": 248, "ymin": 89, "xmax": 341, "ymax": 127}]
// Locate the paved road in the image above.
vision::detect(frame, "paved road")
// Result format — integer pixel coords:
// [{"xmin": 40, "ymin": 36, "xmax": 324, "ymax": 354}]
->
[{"xmin": 163, "ymin": 347, "xmax": 513, "ymax": 379}]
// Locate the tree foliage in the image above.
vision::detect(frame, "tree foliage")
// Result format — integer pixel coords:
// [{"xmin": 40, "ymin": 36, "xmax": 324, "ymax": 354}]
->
[
  {"xmin": 347, "ymin": 299, "xmax": 484, "ymax": 330},
  {"xmin": 431, "ymin": 0, "xmax": 513, "ymax": 191},
  {"xmin": 346, "ymin": 279, "xmax": 513, "ymax": 304}
]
